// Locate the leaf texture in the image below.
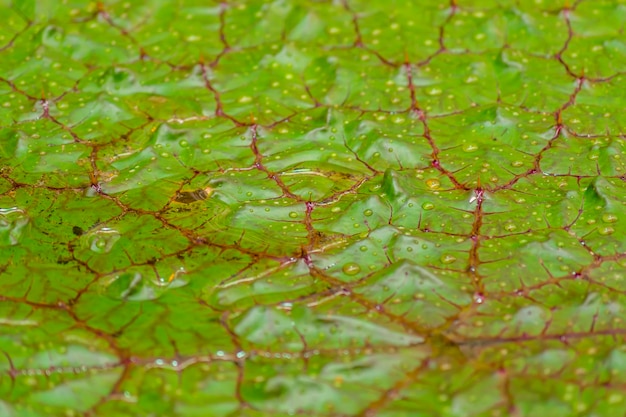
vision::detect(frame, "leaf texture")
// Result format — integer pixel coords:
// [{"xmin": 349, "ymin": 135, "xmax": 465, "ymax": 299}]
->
[{"xmin": 1, "ymin": 1, "xmax": 626, "ymax": 416}]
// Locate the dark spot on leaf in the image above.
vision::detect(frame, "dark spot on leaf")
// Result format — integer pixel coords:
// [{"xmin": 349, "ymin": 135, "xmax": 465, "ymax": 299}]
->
[{"xmin": 174, "ymin": 188, "xmax": 211, "ymax": 204}]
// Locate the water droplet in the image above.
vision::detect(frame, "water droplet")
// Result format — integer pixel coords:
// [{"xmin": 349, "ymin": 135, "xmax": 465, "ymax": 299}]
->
[
  {"xmin": 359, "ymin": 245, "xmax": 368, "ymax": 252},
  {"xmin": 104, "ymin": 272, "xmax": 158, "ymax": 301},
  {"xmin": 425, "ymin": 179, "xmax": 440, "ymax": 190},
  {"xmin": 504, "ymin": 223, "xmax": 517, "ymax": 232},
  {"xmin": 602, "ymin": 213, "xmax": 618, "ymax": 223},
  {"xmin": 179, "ymin": 139, "xmax": 189, "ymax": 147},
  {"xmin": 511, "ymin": 160, "xmax": 524, "ymax": 167},
  {"xmin": 288, "ymin": 211, "xmax": 298, "ymax": 218},
  {"xmin": 363, "ymin": 209, "xmax": 373, "ymax": 217},
  {"xmin": 598, "ymin": 226, "xmax": 614, "ymax": 236},
  {"xmin": 279, "ymin": 302, "xmax": 293, "ymax": 311},
  {"xmin": 421, "ymin": 202, "xmax": 435, "ymax": 210},
  {"xmin": 155, "ymin": 267, "xmax": 188, "ymax": 288},
  {"xmin": 84, "ymin": 227, "xmax": 121, "ymax": 254},
  {"xmin": 342, "ymin": 263, "xmax": 361, "ymax": 275},
  {"xmin": 474, "ymin": 293, "xmax": 484, "ymax": 304},
  {"xmin": 463, "ymin": 143, "xmax": 478, "ymax": 152},
  {"xmin": 0, "ymin": 207, "xmax": 29, "ymax": 246},
  {"xmin": 440, "ymin": 254, "xmax": 457, "ymax": 264}
]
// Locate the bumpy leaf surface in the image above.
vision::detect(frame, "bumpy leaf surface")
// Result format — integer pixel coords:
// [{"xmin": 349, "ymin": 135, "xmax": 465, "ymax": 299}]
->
[{"xmin": 1, "ymin": 1, "xmax": 626, "ymax": 416}]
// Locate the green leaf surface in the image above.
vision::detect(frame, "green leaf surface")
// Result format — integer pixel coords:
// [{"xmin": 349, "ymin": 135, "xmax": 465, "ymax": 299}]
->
[{"xmin": 1, "ymin": 0, "xmax": 626, "ymax": 416}]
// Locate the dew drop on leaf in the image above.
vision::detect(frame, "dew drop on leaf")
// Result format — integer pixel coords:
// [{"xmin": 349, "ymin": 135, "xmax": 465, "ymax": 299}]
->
[
  {"xmin": 363, "ymin": 209, "xmax": 373, "ymax": 217},
  {"xmin": 440, "ymin": 254, "xmax": 457, "ymax": 264},
  {"xmin": 288, "ymin": 211, "xmax": 298, "ymax": 218},
  {"xmin": 463, "ymin": 143, "xmax": 478, "ymax": 152},
  {"xmin": 0, "ymin": 207, "xmax": 29, "ymax": 246},
  {"xmin": 105, "ymin": 272, "xmax": 156, "ymax": 301},
  {"xmin": 84, "ymin": 227, "xmax": 121, "ymax": 254},
  {"xmin": 425, "ymin": 179, "xmax": 440, "ymax": 190},
  {"xmin": 602, "ymin": 213, "xmax": 617, "ymax": 223},
  {"xmin": 342, "ymin": 263, "xmax": 361, "ymax": 275},
  {"xmin": 422, "ymin": 202, "xmax": 435, "ymax": 210},
  {"xmin": 598, "ymin": 226, "xmax": 615, "ymax": 236}
]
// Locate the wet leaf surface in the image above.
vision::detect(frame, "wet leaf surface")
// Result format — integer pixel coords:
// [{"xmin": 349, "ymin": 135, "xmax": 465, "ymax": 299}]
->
[{"xmin": 1, "ymin": 1, "xmax": 626, "ymax": 416}]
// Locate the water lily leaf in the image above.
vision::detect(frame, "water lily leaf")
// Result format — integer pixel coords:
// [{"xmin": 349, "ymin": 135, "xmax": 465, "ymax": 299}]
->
[{"xmin": 1, "ymin": 1, "xmax": 626, "ymax": 416}]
